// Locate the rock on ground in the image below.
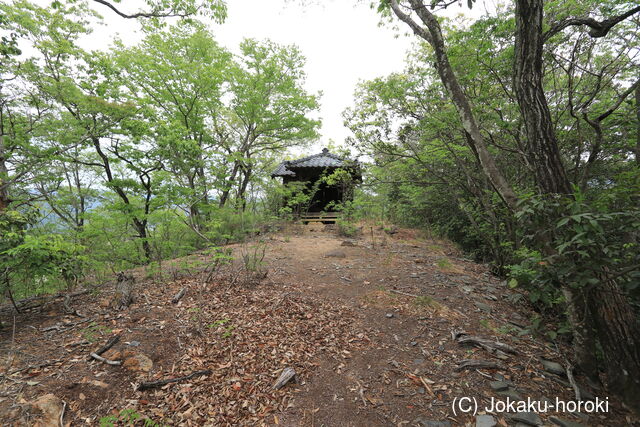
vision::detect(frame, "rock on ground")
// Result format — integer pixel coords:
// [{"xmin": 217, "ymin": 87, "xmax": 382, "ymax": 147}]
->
[
  {"xmin": 476, "ymin": 414, "xmax": 497, "ymax": 427},
  {"xmin": 30, "ymin": 393, "xmax": 64, "ymax": 427}
]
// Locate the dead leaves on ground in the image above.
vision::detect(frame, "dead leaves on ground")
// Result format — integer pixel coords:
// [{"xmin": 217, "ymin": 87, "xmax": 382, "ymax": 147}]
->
[
  {"xmin": 360, "ymin": 289, "xmax": 462, "ymax": 319},
  {"xmin": 135, "ymin": 282, "xmax": 364, "ymax": 425}
]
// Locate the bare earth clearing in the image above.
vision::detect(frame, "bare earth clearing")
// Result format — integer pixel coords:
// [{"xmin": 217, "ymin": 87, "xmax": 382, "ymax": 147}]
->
[{"xmin": 0, "ymin": 225, "xmax": 635, "ymax": 426}]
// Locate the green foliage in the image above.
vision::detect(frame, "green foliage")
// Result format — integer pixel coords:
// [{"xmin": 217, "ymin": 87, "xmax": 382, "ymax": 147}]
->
[
  {"xmin": 273, "ymin": 181, "xmax": 314, "ymax": 217},
  {"xmin": 208, "ymin": 318, "xmax": 234, "ymax": 338},
  {"xmin": 82, "ymin": 322, "xmax": 112, "ymax": 343},
  {"xmin": 99, "ymin": 408, "xmax": 164, "ymax": 427},
  {"xmin": 336, "ymin": 220, "xmax": 358, "ymax": 238},
  {"xmin": 208, "ymin": 318, "xmax": 230, "ymax": 328},
  {"xmin": 201, "ymin": 246, "xmax": 234, "ymax": 276},
  {"xmin": 240, "ymin": 241, "xmax": 267, "ymax": 273},
  {"xmin": 512, "ymin": 187, "xmax": 640, "ymax": 311},
  {"xmin": 436, "ymin": 258, "xmax": 452, "ymax": 269},
  {"xmin": 0, "ymin": 0, "xmax": 320, "ymax": 303},
  {"xmin": 204, "ymin": 208, "xmax": 263, "ymax": 244},
  {"xmin": 414, "ymin": 295, "xmax": 439, "ymax": 309},
  {"xmin": 0, "ymin": 209, "xmax": 86, "ymax": 300}
]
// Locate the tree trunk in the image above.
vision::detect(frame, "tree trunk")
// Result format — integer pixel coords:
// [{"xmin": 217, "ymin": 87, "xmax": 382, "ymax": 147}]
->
[
  {"xmin": 513, "ymin": 0, "xmax": 572, "ymax": 195},
  {"xmin": 0, "ymin": 134, "xmax": 10, "ymax": 213},
  {"xmin": 133, "ymin": 218, "xmax": 152, "ymax": 261},
  {"xmin": 196, "ymin": 165, "xmax": 210, "ymax": 222},
  {"xmin": 111, "ymin": 272, "xmax": 135, "ymax": 310},
  {"xmin": 562, "ymin": 287, "xmax": 599, "ymax": 382},
  {"xmin": 636, "ymin": 86, "xmax": 640, "ymax": 166},
  {"xmin": 592, "ymin": 277, "xmax": 640, "ymax": 414},
  {"xmin": 513, "ymin": 0, "xmax": 640, "ymax": 412},
  {"xmin": 219, "ymin": 161, "xmax": 240, "ymax": 208},
  {"xmin": 236, "ymin": 165, "xmax": 252, "ymax": 212}
]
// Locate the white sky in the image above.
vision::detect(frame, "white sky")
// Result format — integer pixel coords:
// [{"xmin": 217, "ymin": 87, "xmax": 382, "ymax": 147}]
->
[
  {"xmin": 80, "ymin": 0, "xmax": 416, "ymax": 152},
  {"xmin": 213, "ymin": 1, "xmax": 414, "ymax": 149}
]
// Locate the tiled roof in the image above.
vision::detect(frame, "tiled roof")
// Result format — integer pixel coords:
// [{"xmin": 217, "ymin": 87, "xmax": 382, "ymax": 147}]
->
[
  {"xmin": 271, "ymin": 148, "xmax": 357, "ymax": 177},
  {"xmin": 271, "ymin": 162, "xmax": 296, "ymax": 176}
]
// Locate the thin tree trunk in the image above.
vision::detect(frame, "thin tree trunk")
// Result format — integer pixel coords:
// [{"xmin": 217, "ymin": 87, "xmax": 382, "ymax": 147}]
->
[
  {"xmin": 581, "ymin": 79, "xmax": 639, "ymax": 188},
  {"xmin": 236, "ymin": 165, "xmax": 252, "ymax": 212},
  {"xmin": 0, "ymin": 134, "xmax": 10, "ymax": 213},
  {"xmin": 636, "ymin": 86, "xmax": 640, "ymax": 166},
  {"xmin": 3, "ymin": 274, "xmax": 20, "ymax": 314},
  {"xmin": 133, "ymin": 218, "xmax": 152, "ymax": 261},
  {"xmin": 73, "ymin": 162, "xmax": 85, "ymax": 229},
  {"xmin": 219, "ymin": 161, "xmax": 240, "ymax": 208},
  {"xmin": 186, "ymin": 174, "xmax": 200, "ymax": 230},
  {"xmin": 91, "ymin": 137, "xmax": 151, "ymax": 260},
  {"xmin": 389, "ymin": 0, "xmax": 519, "ymax": 210}
]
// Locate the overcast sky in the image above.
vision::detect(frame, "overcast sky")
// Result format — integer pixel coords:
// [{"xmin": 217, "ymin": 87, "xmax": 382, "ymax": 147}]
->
[
  {"xmin": 212, "ymin": 1, "xmax": 415, "ymax": 148},
  {"xmin": 77, "ymin": 0, "xmax": 416, "ymax": 152}
]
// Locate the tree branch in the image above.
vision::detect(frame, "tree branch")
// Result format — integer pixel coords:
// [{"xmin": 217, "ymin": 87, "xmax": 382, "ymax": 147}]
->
[
  {"xmin": 388, "ymin": 0, "xmax": 433, "ymax": 44},
  {"xmin": 544, "ymin": 5, "xmax": 640, "ymax": 41},
  {"xmin": 90, "ymin": 0, "xmax": 199, "ymax": 19}
]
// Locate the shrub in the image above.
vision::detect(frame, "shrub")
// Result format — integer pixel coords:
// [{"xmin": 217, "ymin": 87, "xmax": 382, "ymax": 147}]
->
[
  {"xmin": 336, "ymin": 220, "xmax": 358, "ymax": 237},
  {"xmin": 1, "ymin": 209, "xmax": 86, "ymax": 300}
]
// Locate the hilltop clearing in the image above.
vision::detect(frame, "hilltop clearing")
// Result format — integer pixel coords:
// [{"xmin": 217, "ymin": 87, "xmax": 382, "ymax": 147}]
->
[{"xmin": 0, "ymin": 225, "xmax": 632, "ymax": 426}]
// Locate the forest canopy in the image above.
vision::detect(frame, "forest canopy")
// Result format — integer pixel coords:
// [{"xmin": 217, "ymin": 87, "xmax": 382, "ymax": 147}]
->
[{"xmin": 0, "ymin": 0, "xmax": 319, "ymax": 291}]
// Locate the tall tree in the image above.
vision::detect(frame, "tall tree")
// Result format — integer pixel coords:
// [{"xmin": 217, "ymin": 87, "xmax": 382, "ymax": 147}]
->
[
  {"xmin": 117, "ymin": 23, "xmax": 232, "ymax": 232},
  {"xmin": 381, "ymin": 0, "xmax": 640, "ymax": 411},
  {"xmin": 4, "ymin": 0, "xmax": 160, "ymax": 259},
  {"xmin": 220, "ymin": 38, "xmax": 321, "ymax": 209}
]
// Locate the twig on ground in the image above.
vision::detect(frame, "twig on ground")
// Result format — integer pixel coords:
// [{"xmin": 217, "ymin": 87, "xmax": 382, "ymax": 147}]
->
[
  {"xmin": 60, "ymin": 400, "xmax": 67, "ymax": 427},
  {"xmin": 420, "ymin": 376, "xmax": 435, "ymax": 395},
  {"xmin": 2, "ymin": 289, "xmax": 90, "ymax": 314},
  {"xmin": 89, "ymin": 352, "xmax": 121, "ymax": 366},
  {"xmin": 41, "ymin": 318, "xmax": 92, "ymax": 333},
  {"xmin": 9, "ymin": 359, "xmax": 64, "ymax": 375},
  {"xmin": 389, "ymin": 289, "xmax": 418, "ymax": 298},
  {"xmin": 455, "ymin": 359, "xmax": 504, "ymax": 371},
  {"xmin": 137, "ymin": 369, "xmax": 212, "ymax": 391},
  {"xmin": 566, "ymin": 363, "xmax": 581, "ymax": 401},
  {"xmin": 87, "ymin": 334, "xmax": 121, "ymax": 361},
  {"xmin": 453, "ymin": 330, "xmax": 517, "ymax": 359},
  {"xmin": 475, "ymin": 369, "xmax": 493, "ymax": 378},
  {"xmin": 67, "ymin": 340, "xmax": 90, "ymax": 347},
  {"xmin": 171, "ymin": 288, "xmax": 187, "ymax": 304}
]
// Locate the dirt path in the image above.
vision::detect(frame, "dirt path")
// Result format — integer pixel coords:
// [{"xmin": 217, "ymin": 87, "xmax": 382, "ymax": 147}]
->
[
  {"xmin": 0, "ymin": 225, "xmax": 632, "ymax": 426},
  {"xmin": 263, "ymin": 227, "xmax": 604, "ymax": 427}
]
